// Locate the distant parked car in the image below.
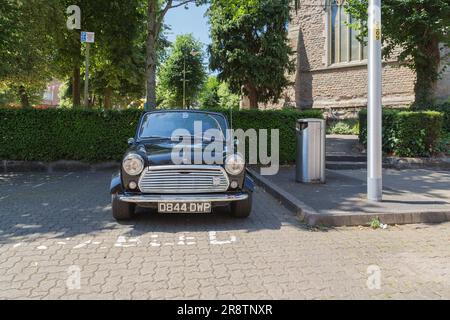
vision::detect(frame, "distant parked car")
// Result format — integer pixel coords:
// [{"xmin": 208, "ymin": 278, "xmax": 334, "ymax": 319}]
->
[{"xmin": 110, "ymin": 110, "xmax": 254, "ymax": 221}]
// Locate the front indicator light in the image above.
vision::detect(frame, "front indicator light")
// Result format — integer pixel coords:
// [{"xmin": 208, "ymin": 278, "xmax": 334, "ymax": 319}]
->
[{"xmin": 129, "ymin": 181, "xmax": 137, "ymax": 190}]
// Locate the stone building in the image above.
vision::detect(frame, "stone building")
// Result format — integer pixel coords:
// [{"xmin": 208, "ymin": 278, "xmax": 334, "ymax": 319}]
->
[
  {"xmin": 243, "ymin": 0, "xmax": 449, "ymax": 116},
  {"xmin": 42, "ymin": 80, "xmax": 62, "ymax": 107}
]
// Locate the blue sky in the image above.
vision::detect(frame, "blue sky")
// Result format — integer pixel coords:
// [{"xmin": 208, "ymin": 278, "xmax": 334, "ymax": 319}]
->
[{"xmin": 165, "ymin": 3, "xmax": 211, "ymax": 47}]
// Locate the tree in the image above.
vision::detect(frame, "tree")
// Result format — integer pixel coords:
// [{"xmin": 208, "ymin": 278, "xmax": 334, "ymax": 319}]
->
[
  {"xmin": 85, "ymin": 0, "xmax": 147, "ymax": 108},
  {"xmin": 345, "ymin": 0, "xmax": 450, "ymax": 107},
  {"xmin": 53, "ymin": 0, "xmax": 87, "ymax": 108},
  {"xmin": 1, "ymin": 0, "xmax": 155, "ymax": 109},
  {"xmin": 0, "ymin": 0, "xmax": 63, "ymax": 107},
  {"xmin": 208, "ymin": 0, "xmax": 295, "ymax": 109},
  {"xmin": 52, "ymin": 0, "xmax": 148, "ymax": 109},
  {"xmin": 145, "ymin": 0, "xmax": 206, "ymax": 110},
  {"xmin": 0, "ymin": 0, "xmax": 16, "ymax": 80},
  {"xmin": 198, "ymin": 76, "xmax": 240, "ymax": 110},
  {"xmin": 158, "ymin": 34, "xmax": 206, "ymax": 108},
  {"xmin": 198, "ymin": 76, "xmax": 221, "ymax": 108}
]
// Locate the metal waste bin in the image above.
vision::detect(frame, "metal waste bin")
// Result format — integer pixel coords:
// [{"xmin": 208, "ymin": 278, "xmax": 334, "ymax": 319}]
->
[{"xmin": 296, "ymin": 119, "xmax": 326, "ymax": 183}]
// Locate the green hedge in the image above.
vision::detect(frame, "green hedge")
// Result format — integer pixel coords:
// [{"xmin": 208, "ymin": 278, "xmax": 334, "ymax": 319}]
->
[
  {"xmin": 428, "ymin": 102, "xmax": 450, "ymax": 132},
  {"xmin": 0, "ymin": 108, "xmax": 142, "ymax": 162},
  {"xmin": 359, "ymin": 109, "xmax": 444, "ymax": 157},
  {"xmin": 231, "ymin": 109, "xmax": 323, "ymax": 163},
  {"xmin": 0, "ymin": 108, "xmax": 323, "ymax": 163}
]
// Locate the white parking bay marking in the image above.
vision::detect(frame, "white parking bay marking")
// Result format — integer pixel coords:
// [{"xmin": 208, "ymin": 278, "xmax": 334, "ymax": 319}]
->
[
  {"xmin": 115, "ymin": 235, "xmax": 140, "ymax": 248},
  {"xmin": 186, "ymin": 236, "xmax": 196, "ymax": 246},
  {"xmin": 208, "ymin": 231, "xmax": 237, "ymax": 245},
  {"xmin": 9, "ymin": 231, "xmax": 238, "ymax": 252},
  {"xmin": 73, "ymin": 240, "xmax": 92, "ymax": 249}
]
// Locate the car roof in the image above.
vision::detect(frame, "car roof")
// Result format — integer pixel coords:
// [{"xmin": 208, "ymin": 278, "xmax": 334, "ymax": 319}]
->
[{"xmin": 142, "ymin": 109, "xmax": 227, "ymax": 118}]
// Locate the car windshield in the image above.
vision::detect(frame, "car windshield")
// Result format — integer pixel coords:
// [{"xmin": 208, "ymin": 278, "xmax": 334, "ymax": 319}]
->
[{"xmin": 138, "ymin": 112, "xmax": 227, "ymax": 141}]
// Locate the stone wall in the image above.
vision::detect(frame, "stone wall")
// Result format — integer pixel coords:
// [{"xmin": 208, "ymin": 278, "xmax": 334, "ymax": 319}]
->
[
  {"xmin": 242, "ymin": 4, "xmax": 449, "ymax": 113},
  {"xmin": 289, "ymin": 5, "xmax": 416, "ymax": 111},
  {"xmin": 434, "ymin": 45, "xmax": 450, "ymax": 103}
]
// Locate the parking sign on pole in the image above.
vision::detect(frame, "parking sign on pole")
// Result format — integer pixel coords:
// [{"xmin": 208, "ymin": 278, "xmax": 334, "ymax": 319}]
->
[{"xmin": 81, "ymin": 32, "xmax": 95, "ymax": 107}]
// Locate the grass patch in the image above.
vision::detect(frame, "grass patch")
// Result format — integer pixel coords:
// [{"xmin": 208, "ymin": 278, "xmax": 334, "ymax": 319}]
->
[
  {"xmin": 327, "ymin": 119, "xmax": 359, "ymax": 135},
  {"xmin": 370, "ymin": 217, "xmax": 381, "ymax": 229}
]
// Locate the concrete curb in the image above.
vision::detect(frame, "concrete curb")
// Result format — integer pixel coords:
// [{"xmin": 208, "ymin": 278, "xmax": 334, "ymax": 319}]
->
[
  {"xmin": 326, "ymin": 156, "xmax": 450, "ymax": 170},
  {"xmin": 1, "ymin": 160, "xmax": 120, "ymax": 173},
  {"xmin": 247, "ymin": 168, "xmax": 450, "ymax": 227},
  {"xmin": 383, "ymin": 157, "xmax": 450, "ymax": 170}
]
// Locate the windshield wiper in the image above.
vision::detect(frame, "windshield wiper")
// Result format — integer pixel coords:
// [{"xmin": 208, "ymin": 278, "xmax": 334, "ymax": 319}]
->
[
  {"xmin": 141, "ymin": 136, "xmax": 172, "ymax": 140},
  {"xmin": 177, "ymin": 134, "xmax": 224, "ymax": 142}
]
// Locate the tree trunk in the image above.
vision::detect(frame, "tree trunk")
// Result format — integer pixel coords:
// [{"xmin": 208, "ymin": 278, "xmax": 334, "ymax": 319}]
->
[
  {"xmin": 246, "ymin": 83, "xmax": 259, "ymax": 109},
  {"xmin": 104, "ymin": 87, "xmax": 113, "ymax": 109},
  {"xmin": 414, "ymin": 36, "xmax": 441, "ymax": 109},
  {"xmin": 414, "ymin": 70, "xmax": 433, "ymax": 108},
  {"xmin": 146, "ymin": 0, "xmax": 158, "ymax": 110},
  {"xmin": 73, "ymin": 67, "xmax": 81, "ymax": 108},
  {"xmin": 18, "ymin": 86, "xmax": 30, "ymax": 108}
]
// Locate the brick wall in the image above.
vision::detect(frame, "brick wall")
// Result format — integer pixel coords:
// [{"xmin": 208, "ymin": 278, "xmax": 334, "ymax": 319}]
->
[
  {"xmin": 288, "ymin": 5, "xmax": 416, "ymax": 111},
  {"xmin": 242, "ymin": 5, "xmax": 449, "ymax": 112},
  {"xmin": 434, "ymin": 45, "xmax": 450, "ymax": 103}
]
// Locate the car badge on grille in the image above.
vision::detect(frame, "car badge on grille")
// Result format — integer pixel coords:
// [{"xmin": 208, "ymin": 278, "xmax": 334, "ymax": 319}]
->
[{"xmin": 212, "ymin": 177, "xmax": 221, "ymax": 186}]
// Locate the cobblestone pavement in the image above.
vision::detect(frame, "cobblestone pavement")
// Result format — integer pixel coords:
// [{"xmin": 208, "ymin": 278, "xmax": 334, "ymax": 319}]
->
[{"xmin": 0, "ymin": 171, "xmax": 449, "ymax": 300}]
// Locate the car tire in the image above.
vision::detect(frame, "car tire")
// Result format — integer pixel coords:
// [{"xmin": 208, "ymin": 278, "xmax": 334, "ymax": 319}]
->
[
  {"xmin": 230, "ymin": 193, "xmax": 252, "ymax": 218},
  {"xmin": 112, "ymin": 194, "xmax": 135, "ymax": 221}
]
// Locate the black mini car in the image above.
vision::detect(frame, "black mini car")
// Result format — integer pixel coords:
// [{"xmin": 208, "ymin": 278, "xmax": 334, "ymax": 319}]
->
[{"xmin": 110, "ymin": 110, "xmax": 254, "ymax": 220}]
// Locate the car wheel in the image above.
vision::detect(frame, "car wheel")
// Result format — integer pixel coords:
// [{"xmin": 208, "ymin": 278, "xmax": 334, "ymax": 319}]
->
[
  {"xmin": 112, "ymin": 194, "xmax": 135, "ymax": 221},
  {"xmin": 230, "ymin": 193, "xmax": 253, "ymax": 218}
]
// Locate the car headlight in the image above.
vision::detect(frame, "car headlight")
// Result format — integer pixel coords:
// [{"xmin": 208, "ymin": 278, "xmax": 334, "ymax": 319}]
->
[
  {"xmin": 225, "ymin": 154, "xmax": 245, "ymax": 175},
  {"xmin": 122, "ymin": 154, "xmax": 144, "ymax": 176}
]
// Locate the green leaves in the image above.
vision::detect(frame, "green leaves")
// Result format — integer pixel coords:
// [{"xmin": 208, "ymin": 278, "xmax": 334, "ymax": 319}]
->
[
  {"xmin": 0, "ymin": 107, "xmax": 323, "ymax": 163},
  {"xmin": 198, "ymin": 76, "xmax": 240, "ymax": 110},
  {"xmin": 0, "ymin": 0, "xmax": 64, "ymax": 103},
  {"xmin": 232, "ymin": 109, "xmax": 323, "ymax": 163},
  {"xmin": 0, "ymin": 108, "xmax": 142, "ymax": 162},
  {"xmin": 346, "ymin": 0, "xmax": 450, "ymax": 106},
  {"xmin": 158, "ymin": 34, "xmax": 207, "ymax": 108},
  {"xmin": 0, "ymin": 0, "xmax": 147, "ymax": 108},
  {"xmin": 359, "ymin": 108, "xmax": 444, "ymax": 157},
  {"xmin": 207, "ymin": 0, "xmax": 295, "ymax": 108}
]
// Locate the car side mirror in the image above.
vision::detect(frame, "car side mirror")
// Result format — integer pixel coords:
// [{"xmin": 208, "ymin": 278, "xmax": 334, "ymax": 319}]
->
[{"xmin": 127, "ymin": 138, "xmax": 136, "ymax": 147}]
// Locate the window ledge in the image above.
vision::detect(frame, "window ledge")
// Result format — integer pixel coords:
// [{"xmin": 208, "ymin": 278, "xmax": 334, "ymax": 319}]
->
[
  {"xmin": 319, "ymin": 60, "xmax": 368, "ymax": 71},
  {"xmin": 306, "ymin": 59, "xmax": 400, "ymax": 72}
]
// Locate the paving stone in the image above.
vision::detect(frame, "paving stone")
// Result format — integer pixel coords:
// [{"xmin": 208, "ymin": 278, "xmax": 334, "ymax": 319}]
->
[{"xmin": 0, "ymin": 171, "xmax": 449, "ymax": 299}]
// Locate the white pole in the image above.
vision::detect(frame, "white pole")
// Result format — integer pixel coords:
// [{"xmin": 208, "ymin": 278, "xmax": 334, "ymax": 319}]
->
[
  {"xmin": 367, "ymin": 0, "xmax": 383, "ymax": 202},
  {"xmin": 183, "ymin": 55, "xmax": 186, "ymax": 109}
]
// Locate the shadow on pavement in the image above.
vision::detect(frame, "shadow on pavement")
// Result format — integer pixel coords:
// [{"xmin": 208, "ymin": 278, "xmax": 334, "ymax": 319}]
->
[
  {"xmin": 0, "ymin": 171, "xmax": 308, "ymax": 244},
  {"xmin": 267, "ymin": 167, "xmax": 450, "ymax": 215}
]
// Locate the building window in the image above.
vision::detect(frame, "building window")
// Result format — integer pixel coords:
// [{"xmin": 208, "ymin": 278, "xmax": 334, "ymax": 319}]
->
[{"xmin": 329, "ymin": 0, "xmax": 367, "ymax": 65}]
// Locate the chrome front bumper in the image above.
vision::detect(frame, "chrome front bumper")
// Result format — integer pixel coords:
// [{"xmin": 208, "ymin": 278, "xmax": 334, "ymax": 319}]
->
[{"xmin": 119, "ymin": 193, "xmax": 248, "ymax": 204}]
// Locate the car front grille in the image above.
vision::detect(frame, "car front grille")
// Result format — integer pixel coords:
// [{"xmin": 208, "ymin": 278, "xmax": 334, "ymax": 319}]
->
[{"xmin": 138, "ymin": 165, "xmax": 230, "ymax": 194}]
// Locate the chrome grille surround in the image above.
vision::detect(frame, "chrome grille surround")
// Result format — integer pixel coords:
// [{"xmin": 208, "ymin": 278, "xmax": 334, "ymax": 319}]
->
[{"xmin": 138, "ymin": 165, "xmax": 230, "ymax": 194}]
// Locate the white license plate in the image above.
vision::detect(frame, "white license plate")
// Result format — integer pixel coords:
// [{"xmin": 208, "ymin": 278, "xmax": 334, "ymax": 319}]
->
[{"xmin": 158, "ymin": 202, "xmax": 212, "ymax": 213}]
